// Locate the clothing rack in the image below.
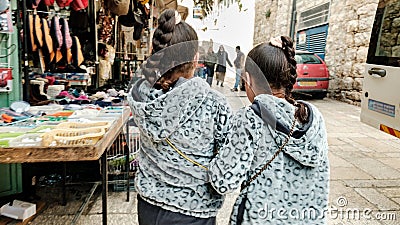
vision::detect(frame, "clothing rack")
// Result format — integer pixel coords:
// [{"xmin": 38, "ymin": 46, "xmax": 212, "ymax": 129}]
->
[
  {"xmin": 21, "ymin": 0, "xmax": 99, "ymax": 100},
  {"xmin": 26, "ymin": 9, "xmax": 70, "ymax": 17}
]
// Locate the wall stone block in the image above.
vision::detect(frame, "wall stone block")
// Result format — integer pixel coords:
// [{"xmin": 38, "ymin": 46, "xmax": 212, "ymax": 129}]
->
[
  {"xmin": 341, "ymin": 61, "xmax": 352, "ymax": 77},
  {"xmin": 356, "ymin": 46, "xmax": 369, "ymax": 62},
  {"xmin": 352, "ymin": 63, "xmax": 366, "ymax": 78},
  {"xmin": 340, "ymin": 76, "xmax": 354, "ymax": 90},
  {"xmin": 354, "ymin": 32, "xmax": 371, "ymax": 47},
  {"xmin": 354, "ymin": 77, "xmax": 364, "ymax": 91},
  {"xmin": 357, "ymin": 3, "xmax": 378, "ymax": 16},
  {"xmin": 359, "ymin": 16, "xmax": 374, "ymax": 32},
  {"xmin": 345, "ymin": 48, "xmax": 357, "ymax": 61}
]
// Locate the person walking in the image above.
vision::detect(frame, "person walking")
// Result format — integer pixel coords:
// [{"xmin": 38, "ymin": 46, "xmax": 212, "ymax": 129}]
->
[
  {"xmin": 215, "ymin": 45, "xmax": 232, "ymax": 87},
  {"xmin": 208, "ymin": 36, "xmax": 329, "ymax": 225},
  {"xmin": 194, "ymin": 46, "xmax": 207, "ymax": 79},
  {"xmin": 127, "ymin": 9, "xmax": 232, "ymax": 225},
  {"xmin": 231, "ymin": 46, "xmax": 245, "ymax": 92},
  {"xmin": 204, "ymin": 46, "xmax": 217, "ymax": 86}
]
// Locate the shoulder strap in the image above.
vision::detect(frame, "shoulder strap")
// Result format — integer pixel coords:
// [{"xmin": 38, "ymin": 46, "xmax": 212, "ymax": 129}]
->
[
  {"xmin": 165, "ymin": 138, "xmax": 208, "ymax": 171},
  {"xmin": 240, "ymin": 118, "xmax": 296, "ymax": 191}
]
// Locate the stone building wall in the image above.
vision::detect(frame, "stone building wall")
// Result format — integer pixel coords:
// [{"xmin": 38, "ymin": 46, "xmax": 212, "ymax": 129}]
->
[
  {"xmin": 253, "ymin": 0, "xmax": 291, "ymax": 46},
  {"xmin": 254, "ymin": 0, "xmax": 379, "ymax": 105}
]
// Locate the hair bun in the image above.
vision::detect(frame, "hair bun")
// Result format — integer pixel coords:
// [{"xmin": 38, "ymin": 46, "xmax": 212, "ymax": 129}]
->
[{"xmin": 152, "ymin": 9, "xmax": 177, "ymax": 52}]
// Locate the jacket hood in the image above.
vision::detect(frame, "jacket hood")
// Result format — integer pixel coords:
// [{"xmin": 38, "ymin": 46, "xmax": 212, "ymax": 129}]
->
[
  {"xmin": 251, "ymin": 94, "xmax": 328, "ymax": 167},
  {"xmin": 128, "ymin": 77, "xmax": 211, "ymax": 142}
]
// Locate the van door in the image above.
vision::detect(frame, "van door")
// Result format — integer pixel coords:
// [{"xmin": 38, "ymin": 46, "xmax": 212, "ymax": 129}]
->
[{"xmin": 361, "ymin": 0, "xmax": 400, "ymax": 138}]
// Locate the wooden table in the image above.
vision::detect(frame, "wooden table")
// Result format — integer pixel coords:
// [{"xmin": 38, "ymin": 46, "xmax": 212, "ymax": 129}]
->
[{"xmin": 0, "ymin": 107, "xmax": 131, "ymax": 225}]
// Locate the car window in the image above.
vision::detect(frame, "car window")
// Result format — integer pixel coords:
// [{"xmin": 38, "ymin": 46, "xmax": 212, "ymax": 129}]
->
[
  {"xmin": 367, "ymin": 0, "xmax": 400, "ymax": 67},
  {"xmin": 295, "ymin": 54, "xmax": 322, "ymax": 64}
]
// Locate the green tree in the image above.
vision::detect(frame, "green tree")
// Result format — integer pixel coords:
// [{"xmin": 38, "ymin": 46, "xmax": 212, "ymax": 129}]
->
[{"xmin": 193, "ymin": 0, "xmax": 243, "ymax": 17}]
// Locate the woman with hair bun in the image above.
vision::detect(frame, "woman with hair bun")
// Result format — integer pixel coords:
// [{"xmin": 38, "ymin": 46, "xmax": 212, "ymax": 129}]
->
[
  {"xmin": 127, "ymin": 9, "xmax": 232, "ymax": 225},
  {"xmin": 208, "ymin": 36, "xmax": 329, "ymax": 225}
]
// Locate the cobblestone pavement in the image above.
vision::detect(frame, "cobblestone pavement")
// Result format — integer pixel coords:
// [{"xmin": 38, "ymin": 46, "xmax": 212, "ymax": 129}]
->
[{"xmin": 28, "ymin": 76, "xmax": 400, "ymax": 225}]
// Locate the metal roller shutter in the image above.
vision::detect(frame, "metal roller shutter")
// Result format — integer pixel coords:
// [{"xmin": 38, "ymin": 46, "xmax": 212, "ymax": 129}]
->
[{"xmin": 296, "ymin": 24, "xmax": 329, "ymax": 60}]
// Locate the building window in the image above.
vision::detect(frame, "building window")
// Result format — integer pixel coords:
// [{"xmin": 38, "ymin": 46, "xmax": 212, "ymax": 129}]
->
[{"xmin": 298, "ymin": 2, "xmax": 330, "ymax": 30}]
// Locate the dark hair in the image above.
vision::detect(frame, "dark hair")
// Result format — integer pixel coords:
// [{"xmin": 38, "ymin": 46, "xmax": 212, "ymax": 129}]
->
[
  {"xmin": 245, "ymin": 36, "xmax": 309, "ymax": 124},
  {"xmin": 236, "ymin": 46, "xmax": 240, "ymax": 50},
  {"xmin": 142, "ymin": 9, "xmax": 198, "ymax": 88}
]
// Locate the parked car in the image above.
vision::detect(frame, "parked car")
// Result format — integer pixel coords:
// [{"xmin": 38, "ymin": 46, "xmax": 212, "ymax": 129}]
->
[{"xmin": 293, "ymin": 50, "xmax": 329, "ymax": 99}]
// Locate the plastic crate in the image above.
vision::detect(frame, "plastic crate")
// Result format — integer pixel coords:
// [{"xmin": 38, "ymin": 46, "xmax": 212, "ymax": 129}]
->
[
  {"xmin": 107, "ymin": 121, "xmax": 140, "ymax": 174},
  {"xmin": 110, "ymin": 178, "xmax": 136, "ymax": 192}
]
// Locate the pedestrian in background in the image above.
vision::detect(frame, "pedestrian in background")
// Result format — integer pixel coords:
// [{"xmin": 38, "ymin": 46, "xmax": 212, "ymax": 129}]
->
[
  {"xmin": 127, "ymin": 9, "xmax": 232, "ymax": 225},
  {"xmin": 205, "ymin": 46, "xmax": 217, "ymax": 86},
  {"xmin": 215, "ymin": 45, "xmax": 232, "ymax": 87},
  {"xmin": 194, "ymin": 46, "xmax": 206, "ymax": 79},
  {"xmin": 208, "ymin": 36, "xmax": 329, "ymax": 225},
  {"xmin": 231, "ymin": 46, "xmax": 245, "ymax": 92}
]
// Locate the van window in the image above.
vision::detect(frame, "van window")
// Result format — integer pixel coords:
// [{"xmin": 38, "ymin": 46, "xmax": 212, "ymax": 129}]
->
[{"xmin": 367, "ymin": 0, "xmax": 400, "ymax": 67}]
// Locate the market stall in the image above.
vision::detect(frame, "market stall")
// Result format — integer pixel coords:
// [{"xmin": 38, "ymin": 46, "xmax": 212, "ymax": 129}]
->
[
  {"xmin": 18, "ymin": 0, "xmax": 158, "ymax": 107},
  {"xmin": 0, "ymin": 105, "xmax": 133, "ymax": 225}
]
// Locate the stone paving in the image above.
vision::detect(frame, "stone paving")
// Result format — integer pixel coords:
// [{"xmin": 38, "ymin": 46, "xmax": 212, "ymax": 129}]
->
[{"xmin": 27, "ymin": 76, "xmax": 400, "ymax": 225}]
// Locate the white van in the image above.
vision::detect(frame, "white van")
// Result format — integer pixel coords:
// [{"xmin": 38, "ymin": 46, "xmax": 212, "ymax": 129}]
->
[{"xmin": 360, "ymin": 0, "xmax": 400, "ymax": 138}]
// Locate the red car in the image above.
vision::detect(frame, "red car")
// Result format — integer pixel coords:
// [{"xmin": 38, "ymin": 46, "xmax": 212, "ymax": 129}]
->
[{"xmin": 293, "ymin": 50, "xmax": 330, "ymax": 99}]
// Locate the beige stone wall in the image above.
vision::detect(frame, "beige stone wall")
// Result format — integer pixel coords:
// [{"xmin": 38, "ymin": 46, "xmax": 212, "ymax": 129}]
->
[
  {"xmin": 253, "ymin": 0, "xmax": 292, "ymax": 46},
  {"xmin": 254, "ymin": 0, "xmax": 379, "ymax": 105}
]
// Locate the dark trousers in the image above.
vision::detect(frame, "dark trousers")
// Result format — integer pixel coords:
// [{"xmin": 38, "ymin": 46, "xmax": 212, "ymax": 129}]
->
[
  {"xmin": 137, "ymin": 195, "xmax": 216, "ymax": 225},
  {"xmin": 205, "ymin": 65, "xmax": 214, "ymax": 86}
]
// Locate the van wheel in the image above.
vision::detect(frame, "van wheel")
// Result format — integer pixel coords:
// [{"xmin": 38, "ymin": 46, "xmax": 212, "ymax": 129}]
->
[{"xmin": 313, "ymin": 92, "xmax": 327, "ymax": 99}]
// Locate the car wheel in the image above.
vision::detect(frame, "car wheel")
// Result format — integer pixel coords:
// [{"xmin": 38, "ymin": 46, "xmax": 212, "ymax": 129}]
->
[{"xmin": 313, "ymin": 92, "xmax": 327, "ymax": 99}]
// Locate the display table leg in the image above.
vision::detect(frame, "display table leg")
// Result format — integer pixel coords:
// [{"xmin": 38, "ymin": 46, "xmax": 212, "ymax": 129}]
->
[
  {"xmin": 62, "ymin": 162, "xmax": 67, "ymax": 206},
  {"xmin": 125, "ymin": 121, "xmax": 130, "ymax": 202},
  {"xmin": 101, "ymin": 152, "xmax": 108, "ymax": 225}
]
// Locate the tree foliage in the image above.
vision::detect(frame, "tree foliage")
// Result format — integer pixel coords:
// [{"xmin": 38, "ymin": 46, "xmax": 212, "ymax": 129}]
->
[{"xmin": 193, "ymin": 0, "xmax": 243, "ymax": 17}]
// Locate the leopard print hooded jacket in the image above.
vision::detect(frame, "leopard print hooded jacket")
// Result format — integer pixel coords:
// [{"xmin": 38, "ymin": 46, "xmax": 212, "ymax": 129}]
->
[
  {"xmin": 209, "ymin": 94, "xmax": 329, "ymax": 225},
  {"xmin": 127, "ymin": 77, "xmax": 232, "ymax": 218}
]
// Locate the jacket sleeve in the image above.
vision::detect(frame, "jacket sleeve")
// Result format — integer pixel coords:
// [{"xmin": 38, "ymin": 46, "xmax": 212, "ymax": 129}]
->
[
  {"xmin": 208, "ymin": 110, "xmax": 259, "ymax": 195},
  {"xmin": 213, "ymin": 98, "xmax": 233, "ymax": 153}
]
